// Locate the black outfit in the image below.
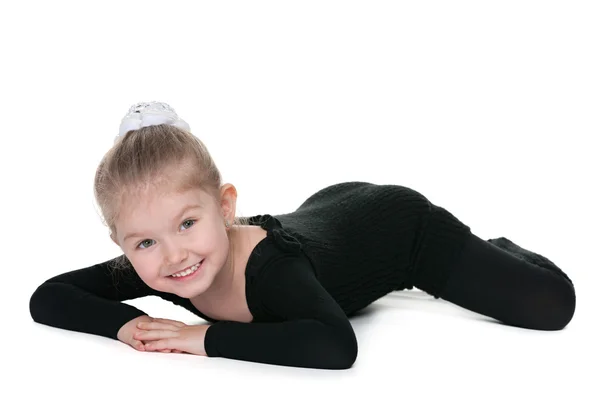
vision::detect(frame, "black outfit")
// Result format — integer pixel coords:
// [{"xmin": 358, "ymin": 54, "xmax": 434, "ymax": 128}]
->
[{"xmin": 29, "ymin": 181, "xmax": 576, "ymax": 369}]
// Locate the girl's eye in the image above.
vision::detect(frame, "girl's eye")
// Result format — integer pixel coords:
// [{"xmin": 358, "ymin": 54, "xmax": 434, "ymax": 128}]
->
[
  {"xmin": 135, "ymin": 219, "xmax": 197, "ymax": 250},
  {"xmin": 181, "ymin": 219, "xmax": 196, "ymax": 230},
  {"xmin": 137, "ymin": 239, "xmax": 154, "ymax": 249}
]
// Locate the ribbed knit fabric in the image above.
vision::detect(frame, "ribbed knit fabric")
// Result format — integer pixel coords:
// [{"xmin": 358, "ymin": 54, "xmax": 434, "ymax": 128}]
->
[{"xmin": 264, "ymin": 181, "xmax": 473, "ymax": 313}]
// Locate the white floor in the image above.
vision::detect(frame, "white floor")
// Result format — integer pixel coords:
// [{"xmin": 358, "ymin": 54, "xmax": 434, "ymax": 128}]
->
[{"xmin": 16, "ymin": 280, "xmax": 594, "ymax": 400}]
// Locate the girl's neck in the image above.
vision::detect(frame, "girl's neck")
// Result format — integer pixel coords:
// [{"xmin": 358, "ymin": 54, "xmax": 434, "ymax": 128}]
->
[{"xmin": 194, "ymin": 224, "xmax": 265, "ymax": 300}]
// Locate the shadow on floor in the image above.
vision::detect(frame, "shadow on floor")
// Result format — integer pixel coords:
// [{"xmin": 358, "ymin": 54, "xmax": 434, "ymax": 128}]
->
[{"xmin": 348, "ymin": 289, "xmax": 501, "ymax": 327}]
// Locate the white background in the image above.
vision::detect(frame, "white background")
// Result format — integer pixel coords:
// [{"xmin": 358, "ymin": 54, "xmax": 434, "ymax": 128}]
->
[{"xmin": 1, "ymin": 1, "xmax": 598, "ymax": 399}]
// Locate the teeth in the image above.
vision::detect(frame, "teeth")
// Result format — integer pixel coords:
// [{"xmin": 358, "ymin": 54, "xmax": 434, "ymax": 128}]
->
[{"xmin": 171, "ymin": 261, "xmax": 201, "ymax": 278}]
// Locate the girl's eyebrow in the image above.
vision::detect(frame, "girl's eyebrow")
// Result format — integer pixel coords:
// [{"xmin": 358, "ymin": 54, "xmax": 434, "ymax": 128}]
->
[{"xmin": 122, "ymin": 204, "xmax": 204, "ymax": 242}]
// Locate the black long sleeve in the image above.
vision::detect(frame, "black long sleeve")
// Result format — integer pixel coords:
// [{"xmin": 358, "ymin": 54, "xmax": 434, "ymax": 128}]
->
[
  {"xmin": 30, "ymin": 254, "xmax": 358, "ymax": 369},
  {"xmin": 204, "ymin": 255, "xmax": 358, "ymax": 369},
  {"xmin": 29, "ymin": 257, "xmax": 205, "ymax": 340}
]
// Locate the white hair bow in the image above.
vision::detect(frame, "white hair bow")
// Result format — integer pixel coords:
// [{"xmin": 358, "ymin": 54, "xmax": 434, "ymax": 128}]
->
[{"xmin": 115, "ymin": 101, "xmax": 191, "ymax": 142}]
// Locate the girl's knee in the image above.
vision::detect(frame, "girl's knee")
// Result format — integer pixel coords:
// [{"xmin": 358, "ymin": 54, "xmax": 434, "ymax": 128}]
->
[
  {"xmin": 440, "ymin": 233, "xmax": 576, "ymax": 331},
  {"xmin": 526, "ymin": 272, "xmax": 576, "ymax": 330}
]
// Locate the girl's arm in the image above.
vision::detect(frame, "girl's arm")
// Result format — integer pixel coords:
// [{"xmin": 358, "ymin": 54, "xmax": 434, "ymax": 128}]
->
[
  {"xmin": 204, "ymin": 255, "xmax": 358, "ymax": 370},
  {"xmin": 29, "ymin": 257, "xmax": 192, "ymax": 340}
]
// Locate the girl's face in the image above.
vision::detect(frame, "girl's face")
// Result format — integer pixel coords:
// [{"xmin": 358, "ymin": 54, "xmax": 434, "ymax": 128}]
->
[{"xmin": 112, "ymin": 187, "xmax": 233, "ymax": 299}]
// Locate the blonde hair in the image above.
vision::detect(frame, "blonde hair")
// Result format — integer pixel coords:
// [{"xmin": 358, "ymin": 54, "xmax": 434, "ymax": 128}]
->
[{"xmin": 94, "ymin": 124, "xmax": 249, "ymax": 268}]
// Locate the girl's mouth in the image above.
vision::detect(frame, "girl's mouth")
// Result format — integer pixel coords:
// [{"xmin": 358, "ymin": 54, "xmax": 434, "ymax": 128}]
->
[{"xmin": 168, "ymin": 259, "xmax": 204, "ymax": 281}]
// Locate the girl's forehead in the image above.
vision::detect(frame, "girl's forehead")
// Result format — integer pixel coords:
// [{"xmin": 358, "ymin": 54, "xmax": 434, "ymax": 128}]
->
[
  {"xmin": 117, "ymin": 188, "xmax": 210, "ymax": 232},
  {"xmin": 125, "ymin": 186, "xmax": 216, "ymax": 219},
  {"xmin": 125, "ymin": 187, "xmax": 208, "ymax": 210}
]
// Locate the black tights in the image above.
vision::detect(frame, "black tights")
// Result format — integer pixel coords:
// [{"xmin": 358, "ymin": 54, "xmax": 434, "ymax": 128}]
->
[{"xmin": 438, "ymin": 233, "xmax": 576, "ymax": 331}]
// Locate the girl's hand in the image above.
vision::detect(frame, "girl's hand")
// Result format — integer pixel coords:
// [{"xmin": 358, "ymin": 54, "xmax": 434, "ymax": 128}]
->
[
  {"xmin": 134, "ymin": 320, "xmax": 210, "ymax": 356},
  {"xmin": 117, "ymin": 315, "xmax": 187, "ymax": 353}
]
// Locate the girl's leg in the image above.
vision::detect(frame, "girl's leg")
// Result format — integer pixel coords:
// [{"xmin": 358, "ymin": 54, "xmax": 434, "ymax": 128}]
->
[{"xmin": 438, "ymin": 233, "xmax": 576, "ymax": 330}]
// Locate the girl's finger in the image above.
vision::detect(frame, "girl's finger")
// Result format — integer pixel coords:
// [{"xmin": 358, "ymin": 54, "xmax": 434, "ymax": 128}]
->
[
  {"xmin": 153, "ymin": 318, "xmax": 187, "ymax": 327},
  {"xmin": 140, "ymin": 339, "xmax": 171, "ymax": 352},
  {"xmin": 144, "ymin": 338, "xmax": 176, "ymax": 352},
  {"xmin": 135, "ymin": 329, "xmax": 178, "ymax": 340},
  {"xmin": 131, "ymin": 339, "xmax": 145, "ymax": 352},
  {"xmin": 137, "ymin": 321, "xmax": 180, "ymax": 331}
]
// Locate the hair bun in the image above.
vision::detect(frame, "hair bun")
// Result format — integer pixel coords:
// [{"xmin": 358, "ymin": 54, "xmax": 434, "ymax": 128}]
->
[{"xmin": 116, "ymin": 101, "xmax": 191, "ymax": 142}]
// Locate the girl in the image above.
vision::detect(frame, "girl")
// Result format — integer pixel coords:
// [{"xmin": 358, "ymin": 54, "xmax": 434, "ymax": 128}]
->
[{"xmin": 29, "ymin": 102, "xmax": 576, "ymax": 370}]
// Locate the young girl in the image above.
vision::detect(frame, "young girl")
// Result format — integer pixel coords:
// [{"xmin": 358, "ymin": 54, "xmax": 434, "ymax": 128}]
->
[{"xmin": 29, "ymin": 101, "xmax": 576, "ymax": 370}]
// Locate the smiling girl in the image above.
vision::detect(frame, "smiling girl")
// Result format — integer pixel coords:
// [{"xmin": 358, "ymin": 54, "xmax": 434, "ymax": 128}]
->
[{"xmin": 29, "ymin": 101, "xmax": 576, "ymax": 369}]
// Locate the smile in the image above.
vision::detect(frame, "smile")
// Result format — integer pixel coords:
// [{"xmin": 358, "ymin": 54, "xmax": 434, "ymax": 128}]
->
[{"xmin": 169, "ymin": 260, "xmax": 204, "ymax": 279}]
